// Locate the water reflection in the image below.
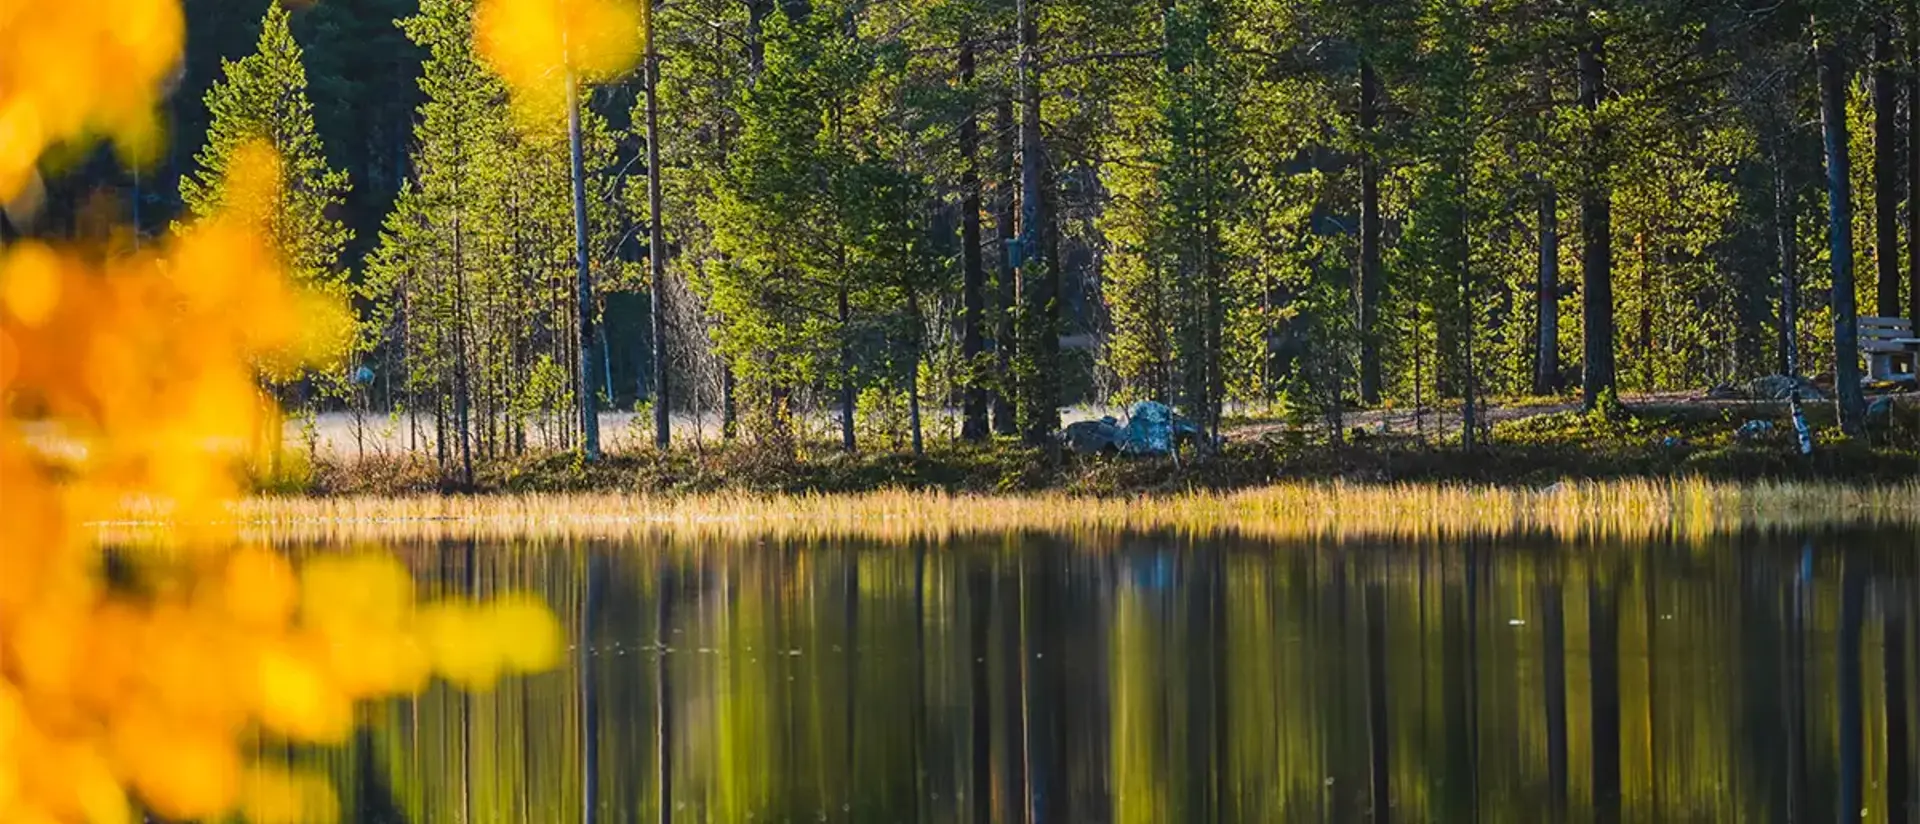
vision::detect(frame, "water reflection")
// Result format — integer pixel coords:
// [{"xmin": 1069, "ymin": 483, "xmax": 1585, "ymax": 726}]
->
[{"xmin": 328, "ymin": 530, "xmax": 1918, "ymax": 823}]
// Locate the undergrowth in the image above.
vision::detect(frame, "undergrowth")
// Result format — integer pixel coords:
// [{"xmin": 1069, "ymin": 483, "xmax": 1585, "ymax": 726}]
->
[{"xmin": 286, "ymin": 399, "xmax": 1920, "ymax": 497}]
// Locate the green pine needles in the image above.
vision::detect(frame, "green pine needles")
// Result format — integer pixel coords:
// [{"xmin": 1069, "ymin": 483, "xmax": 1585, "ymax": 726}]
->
[{"xmin": 180, "ymin": 2, "xmax": 352, "ymax": 293}]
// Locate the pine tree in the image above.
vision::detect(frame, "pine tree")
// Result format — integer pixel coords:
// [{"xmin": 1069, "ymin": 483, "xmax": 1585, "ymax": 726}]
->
[
  {"xmin": 180, "ymin": 1, "xmax": 352, "ymax": 292},
  {"xmin": 368, "ymin": 0, "xmax": 622, "ymax": 478},
  {"xmin": 702, "ymin": 7, "xmax": 925, "ymax": 453},
  {"xmin": 1101, "ymin": 0, "xmax": 1242, "ymax": 432},
  {"xmin": 366, "ymin": 0, "xmax": 509, "ymax": 483}
]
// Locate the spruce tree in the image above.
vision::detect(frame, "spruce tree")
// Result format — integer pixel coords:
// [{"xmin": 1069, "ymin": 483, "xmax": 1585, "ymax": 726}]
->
[{"xmin": 180, "ymin": 1, "xmax": 352, "ymax": 291}]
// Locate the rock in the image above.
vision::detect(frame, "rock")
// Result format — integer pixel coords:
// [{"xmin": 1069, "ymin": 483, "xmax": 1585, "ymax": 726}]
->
[
  {"xmin": 1748, "ymin": 374, "xmax": 1827, "ymax": 401},
  {"xmin": 1867, "ymin": 396, "xmax": 1895, "ymax": 429},
  {"xmin": 1060, "ymin": 403, "xmax": 1210, "ymax": 457},
  {"xmin": 1734, "ymin": 419, "xmax": 1775, "ymax": 442},
  {"xmin": 1062, "ymin": 418, "xmax": 1120, "ymax": 455},
  {"xmin": 1705, "ymin": 384, "xmax": 1742, "ymax": 400}
]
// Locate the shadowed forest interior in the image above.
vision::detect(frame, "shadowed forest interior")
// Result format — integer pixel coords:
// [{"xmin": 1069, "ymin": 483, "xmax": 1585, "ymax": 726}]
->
[{"xmin": 22, "ymin": 0, "xmax": 1920, "ymax": 462}]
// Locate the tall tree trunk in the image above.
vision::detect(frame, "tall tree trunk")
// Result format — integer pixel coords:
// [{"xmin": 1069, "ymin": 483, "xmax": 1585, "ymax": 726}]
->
[
  {"xmin": 1819, "ymin": 36, "xmax": 1869, "ymax": 435},
  {"xmin": 726, "ymin": 0, "xmax": 768, "ymax": 442},
  {"xmin": 1536, "ymin": 183, "xmax": 1561, "ymax": 394},
  {"xmin": 1876, "ymin": 29, "xmax": 1904, "ymax": 318},
  {"xmin": 748, "ymin": 0, "xmax": 769, "ymax": 76},
  {"xmin": 1776, "ymin": 142, "xmax": 1801, "ymax": 377},
  {"xmin": 1636, "ymin": 232, "xmax": 1652, "ymax": 388},
  {"xmin": 839, "ymin": 282, "xmax": 856, "ymax": 452},
  {"xmin": 1015, "ymin": 0, "xmax": 1059, "ymax": 446},
  {"xmin": 645, "ymin": 2, "xmax": 671, "ymax": 450},
  {"xmin": 1457, "ymin": 170, "xmax": 1477, "ymax": 450},
  {"xmin": 1534, "ymin": 58, "xmax": 1560, "ymax": 396},
  {"xmin": 569, "ymin": 70, "xmax": 602, "ymax": 460},
  {"xmin": 1873, "ymin": 28, "xmax": 1904, "ymax": 318},
  {"xmin": 908, "ymin": 289, "xmax": 926, "ymax": 455},
  {"xmin": 1358, "ymin": 56, "xmax": 1384, "ymax": 406},
  {"xmin": 960, "ymin": 38, "xmax": 989, "ymax": 442},
  {"xmin": 1909, "ymin": 9, "xmax": 1920, "ymax": 331},
  {"xmin": 992, "ymin": 99, "xmax": 1020, "ymax": 437},
  {"xmin": 1579, "ymin": 31, "xmax": 1616, "ymax": 408},
  {"xmin": 454, "ymin": 222, "xmax": 474, "ymax": 487},
  {"xmin": 721, "ymin": 366, "xmax": 737, "ymax": 439},
  {"xmin": 1203, "ymin": 221, "xmax": 1226, "ymax": 438}
]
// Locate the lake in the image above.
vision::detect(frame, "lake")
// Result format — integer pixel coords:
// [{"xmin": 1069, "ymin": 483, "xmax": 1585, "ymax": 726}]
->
[{"xmin": 325, "ymin": 528, "xmax": 1918, "ymax": 823}]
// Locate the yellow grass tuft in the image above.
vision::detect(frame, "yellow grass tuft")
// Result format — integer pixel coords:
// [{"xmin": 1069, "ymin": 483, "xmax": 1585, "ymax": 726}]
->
[{"xmin": 96, "ymin": 479, "xmax": 1920, "ymax": 546}]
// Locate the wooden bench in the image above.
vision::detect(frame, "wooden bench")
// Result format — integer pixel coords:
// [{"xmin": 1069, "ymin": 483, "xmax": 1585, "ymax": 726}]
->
[{"xmin": 1862, "ymin": 316, "xmax": 1920, "ymax": 382}]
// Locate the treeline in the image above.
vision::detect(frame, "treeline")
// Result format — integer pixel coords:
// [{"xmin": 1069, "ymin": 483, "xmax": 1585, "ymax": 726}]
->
[{"xmin": 24, "ymin": 0, "xmax": 1920, "ymax": 464}]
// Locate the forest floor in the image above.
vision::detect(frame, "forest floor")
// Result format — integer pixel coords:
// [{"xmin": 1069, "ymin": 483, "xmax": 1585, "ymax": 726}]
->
[{"xmin": 282, "ymin": 390, "xmax": 1920, "ymax": 497}]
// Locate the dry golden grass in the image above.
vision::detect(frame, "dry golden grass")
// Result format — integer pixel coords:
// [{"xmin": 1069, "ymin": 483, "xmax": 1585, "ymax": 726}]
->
[{"xmin": 93, "ymin": 479, "xmax": 1920, "ymax": 546}]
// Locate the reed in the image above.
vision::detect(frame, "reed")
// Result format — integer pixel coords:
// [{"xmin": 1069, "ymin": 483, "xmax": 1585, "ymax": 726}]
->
[{"xmin": 93, "ymin": 479, "xmax": 1920, "ymax": 546}]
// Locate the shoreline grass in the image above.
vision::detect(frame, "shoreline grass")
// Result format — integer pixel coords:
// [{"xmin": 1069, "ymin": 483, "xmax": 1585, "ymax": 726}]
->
[{"xmin": 97, "ymin": 478, "xmax": 1920, "ymax": 546}]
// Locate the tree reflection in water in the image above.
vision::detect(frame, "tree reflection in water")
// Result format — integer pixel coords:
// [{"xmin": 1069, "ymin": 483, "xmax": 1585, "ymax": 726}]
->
[{"xmin": 292, "ymin": 529, "xmax": 1919, "ymax": 823}]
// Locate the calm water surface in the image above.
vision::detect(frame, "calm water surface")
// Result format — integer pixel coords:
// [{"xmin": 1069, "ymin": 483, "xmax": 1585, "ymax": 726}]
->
[{"xmin": 336, "ymin": 529, "xmax": 1919, "ymax": 823}]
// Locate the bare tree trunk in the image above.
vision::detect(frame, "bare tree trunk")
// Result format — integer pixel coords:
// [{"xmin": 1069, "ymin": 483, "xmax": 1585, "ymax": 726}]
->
[
  {"xmin": 959, "ymin": 37, "xmax": 989, "ymax": 442},
  {"xmin": 455, "ymin": 216, "xmax": 474, "ymax": 487},
  {"xmin": 645, "ymin": 1, "xmax": 671, "ymax": 450},
  {"xmin": 721, "ymin": 367, "xmax": 736, "ymax": 440},
  {"xmin": 1536, "ymin": 182, "xmax": 1561, "ymax": 395},
  {"xmin": 908, "ymin": 291, "xmax": 926, "ymax": 456},
  {"xmin": 839, "ymin": 282, "xmax": 856, "ymax": 452},
  {"xmin": 1358, "ymin": 55, "xmax": 1384, "ymax": 406},
  {"xmin": 1909, "ymin": 6, "xmax": 1920, "ymax": 331},
  {"xmin": 1015, "ymin": 0, "xmax": 1059, "ymax": 446},
  {"xmin": 1457, "ymin": 172, "xmax": 1477, "ymax": 450},
  {"xmin": 992, "ymin": 98, "xmax": 1020, "ymax": 437},
  {"xmin": 1875, "ymin": 28, "xmax": 1904, "ymax": 318},
  {"xmin": 1776, "ymin": 142, "xmax": 1801, "ymax": 377},
  {"xmin": 1819, "ymin": 35, "xmax": 1869, "ymax": 435},
  {"xmin": 569, "ymin": 69, "xmax": 602, "ymax": 459},
  {"xmin": 1579, "ymin": 28, "xmax": 1616, "ymax": 408},
  {"xmin": 1636, "ymin": 232, "xmax": 1652, "ymax": 389},
  {"xmin": 748, "ymin": 0, "xmax": 769, "ymax": 76}
]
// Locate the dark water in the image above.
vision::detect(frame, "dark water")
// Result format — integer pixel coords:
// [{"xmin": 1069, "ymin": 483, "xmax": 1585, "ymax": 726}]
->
[{"xmin": 339, "ymin": 529, "xmax": 1920, "ymax": 823}]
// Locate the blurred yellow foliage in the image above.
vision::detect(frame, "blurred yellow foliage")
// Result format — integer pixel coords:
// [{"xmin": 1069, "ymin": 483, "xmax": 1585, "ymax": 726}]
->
[
  {"xmin": 0, "ymin": 0, "xmax": 183, "ymax": 202},
  {"xmin": 239, "ymin": 764, "xmax": 340, "ymax": 824},
  {"xmin": 2, "ymin": 48, "xmax": 565, "ymax": 824},
  {"xmin": 475, "ymin": 0, "xmax": 642, "ymax": 124}
]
